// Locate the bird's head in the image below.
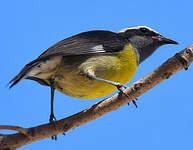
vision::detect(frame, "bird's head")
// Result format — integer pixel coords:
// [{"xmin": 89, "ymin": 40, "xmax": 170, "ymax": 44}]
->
[{"xmin": 118, "ymin": 26, "xmax": 178, "ymax": 64}]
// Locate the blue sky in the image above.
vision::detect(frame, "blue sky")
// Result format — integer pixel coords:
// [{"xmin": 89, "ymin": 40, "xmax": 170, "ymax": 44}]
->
[{"xmin": 1, "ymin": 0, "xmax": 193, "ymax": 149}]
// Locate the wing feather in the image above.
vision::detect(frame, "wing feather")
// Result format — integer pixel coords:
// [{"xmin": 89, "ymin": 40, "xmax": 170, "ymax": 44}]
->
[
  {"xmin": 38, "ymin": 30, "xmax": 125, "ymax": 58},
  {"xmin": 9, "ymin": 30, "xmax": 126, "ymax": 88}
]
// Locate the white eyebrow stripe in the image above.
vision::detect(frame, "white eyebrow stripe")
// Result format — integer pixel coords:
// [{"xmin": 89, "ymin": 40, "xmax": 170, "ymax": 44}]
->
[
  {"xmin": 117, "ymin": 26, "xmax": 159, "ymax": 34},
  {"xmin": 91, "ymin": 45, "xmax": 105, "ymax": 52}
]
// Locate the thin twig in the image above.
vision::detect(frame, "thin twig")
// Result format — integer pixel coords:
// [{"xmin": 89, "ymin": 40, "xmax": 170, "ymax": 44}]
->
[{"xmin": 0, "ymin": 125, "xmax": 28, "ymax": 136}]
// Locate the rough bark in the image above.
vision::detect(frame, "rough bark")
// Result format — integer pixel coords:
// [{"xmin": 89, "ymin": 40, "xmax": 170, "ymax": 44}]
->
[{"xmin": 1, "ymin": 44, "xmax": 193, "ymax": 150}]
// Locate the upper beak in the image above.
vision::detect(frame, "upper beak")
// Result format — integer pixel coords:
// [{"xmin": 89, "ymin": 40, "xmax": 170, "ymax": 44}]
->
[{"xmin": 152, "ymin": 35, "xmax": 178, "ymax": 45}]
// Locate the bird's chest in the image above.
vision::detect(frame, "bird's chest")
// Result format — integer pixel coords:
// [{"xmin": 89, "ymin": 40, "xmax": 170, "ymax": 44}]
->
[
  {"xmin": 54, "ymin": 44, "xmax": 138, "ymax": 99},
  {"xmin": 97, "ymin": 44, "xmax": 138, "ymax": 84}
]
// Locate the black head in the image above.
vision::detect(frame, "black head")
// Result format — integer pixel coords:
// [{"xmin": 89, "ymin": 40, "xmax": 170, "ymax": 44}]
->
[{"xmin": 118, "ymin": 26, "xmax": 178, "ymax": 64}]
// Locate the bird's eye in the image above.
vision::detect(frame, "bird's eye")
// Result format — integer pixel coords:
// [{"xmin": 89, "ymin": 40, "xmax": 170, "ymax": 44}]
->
[{"xmin": 140, "ymin": 27, "xmax": 149, "ymax": 33}]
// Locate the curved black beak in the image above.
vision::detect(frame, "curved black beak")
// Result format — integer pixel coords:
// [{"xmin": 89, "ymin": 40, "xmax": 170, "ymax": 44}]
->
[{"xmin": 157, "ymin": 35, "xmax": 178, "ymax": 45}]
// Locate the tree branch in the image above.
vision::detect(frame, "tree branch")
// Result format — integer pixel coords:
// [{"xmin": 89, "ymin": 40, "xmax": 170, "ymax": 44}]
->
[
  {"xmin": 1, "ymin": 44, "xmax": 193, "ymax": 150},
  {"xmin": 0, "ymin": 125, "xmax": 28, "ymax": 137}
]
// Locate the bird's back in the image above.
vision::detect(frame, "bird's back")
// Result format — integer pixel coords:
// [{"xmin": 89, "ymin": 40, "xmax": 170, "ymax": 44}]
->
[{"xmin": 9, "ymin": 30, "xmax": 126, "ymax": 88}]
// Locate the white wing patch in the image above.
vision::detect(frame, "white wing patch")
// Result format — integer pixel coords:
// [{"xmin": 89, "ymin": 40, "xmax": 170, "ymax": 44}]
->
[{"xmin": 91, "ymin": 45, "xmax": 105, "ymax": 52}]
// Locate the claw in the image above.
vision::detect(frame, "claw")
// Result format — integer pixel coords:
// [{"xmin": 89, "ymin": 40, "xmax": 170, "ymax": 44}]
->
[
  {"xmin": 116, "ymin": 84, "xmax": 138, "ymax": 108},
  {"xmin": 127, "ymin": 100, "xmax": 138, "ymax": 108},
  {"xmin": 51, "ymin": 135, "xmax": 57, "ymax": 140},
  {"xmin": 132, "ymin": 100, "xmax": 138, "ymax": 108}
]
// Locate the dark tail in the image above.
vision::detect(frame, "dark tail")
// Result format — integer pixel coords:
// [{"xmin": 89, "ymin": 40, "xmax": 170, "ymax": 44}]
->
[
  {"xmin": 9, "ymin": 74, "xmax": 24, "ymax": 88},
  {"xmin": 9, "ymin": 54, "xmax": 58, "ymax": 88},
  {"xmin": 9, "ymin": 65, "xmax": 31, "ymax": 88},
  {"xmin": 9, "ymin": 60, "xmax": 39, "ymax": 88}
]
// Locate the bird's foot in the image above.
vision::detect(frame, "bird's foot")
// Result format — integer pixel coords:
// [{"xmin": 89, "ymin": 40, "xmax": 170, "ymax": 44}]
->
[
  {"xmin": 116, "ymin": 83, "xmax": 138, "ymax": 108},
  {"xmin": 49, "ymin": 114, "xmax": 57, "ymax": 140},
  {"xmin": 127, "ymin": 98, "xmax": 138, "ymax": 108},
  {"xmin": 116, "ymin": 83, "xmax": 128, "ymax": 96}
]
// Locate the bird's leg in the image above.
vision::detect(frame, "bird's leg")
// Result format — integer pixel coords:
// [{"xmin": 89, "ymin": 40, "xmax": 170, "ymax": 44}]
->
[
  {"xmin": 87, "ymin": 75, "xmax": 137, "ymax": 108},
  {"xmin": 49, "ymin": 80, "xmax": 57, "ymax": 140},
  {"xmin": 50, "ymin": 86, "xmax": 56, "ymax": 124}
]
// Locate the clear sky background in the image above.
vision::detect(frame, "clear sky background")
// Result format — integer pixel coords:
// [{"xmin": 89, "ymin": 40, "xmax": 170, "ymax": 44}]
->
[{"xmin": 1, "ymin": 0, "xmax": 193, "ymax": 149}]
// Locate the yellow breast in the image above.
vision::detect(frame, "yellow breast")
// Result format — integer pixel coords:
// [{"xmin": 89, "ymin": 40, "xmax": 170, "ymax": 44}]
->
[{"xmin": 55, "ymin": 44, "xmax": 138, "ymax": 99}]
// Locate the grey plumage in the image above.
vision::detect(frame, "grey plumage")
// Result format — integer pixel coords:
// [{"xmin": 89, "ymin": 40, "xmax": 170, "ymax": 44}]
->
[
  {"xmin": 9, "ymin": 27, "xmax": 178, "ymax": 88},
  {"xmin": 8, "ymin": 26, "xmax": 178, "ymax": 140}
]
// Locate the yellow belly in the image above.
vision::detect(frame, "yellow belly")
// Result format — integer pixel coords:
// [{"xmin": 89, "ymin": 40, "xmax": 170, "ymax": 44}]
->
[{"xmin": 54, "ymin": 44, "xmax": 138, "ymax": 99}]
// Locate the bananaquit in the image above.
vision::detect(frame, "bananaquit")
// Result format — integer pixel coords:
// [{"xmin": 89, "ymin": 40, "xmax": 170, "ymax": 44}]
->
[{"xmin": 9, "ymin": 26, "xmax": 178, "ymax": 134}]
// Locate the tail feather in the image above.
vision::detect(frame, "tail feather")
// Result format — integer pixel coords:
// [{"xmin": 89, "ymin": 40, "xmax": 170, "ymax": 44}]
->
[
  {"xmin": 9, "ymin": 66, "xmax": 30, "ymax": 88},
  {"xmin": 9, "ymin": 75, "xmax": 24, "ymax": 88},
  {"xmin": 9, "ymin": 60, "xmax": 39, "ymax": 88},
  {"xmin": 9, "ymin": 54, "xmax": 59, "ymax": 88}
]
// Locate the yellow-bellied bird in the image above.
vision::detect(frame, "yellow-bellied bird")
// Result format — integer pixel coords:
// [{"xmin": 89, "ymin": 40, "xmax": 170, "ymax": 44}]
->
[{"xmin": 9, "ymin": 26, "xmax": 178, "ymax": 139}]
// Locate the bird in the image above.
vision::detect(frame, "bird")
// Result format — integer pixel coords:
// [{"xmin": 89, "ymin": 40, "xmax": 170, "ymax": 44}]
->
[{"xmin": 9, "ymin": 26, "xmax": 178, "ymax": 139}]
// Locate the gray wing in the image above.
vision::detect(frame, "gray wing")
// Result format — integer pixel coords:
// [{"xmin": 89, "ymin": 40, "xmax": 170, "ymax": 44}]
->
[
  {"xmin": 9, "ymin": 30, "xmax": 125, "ymax": 88},
  {"xmin": 38, "ymin": 30, "xmax": 124, "ymax": 58}
]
